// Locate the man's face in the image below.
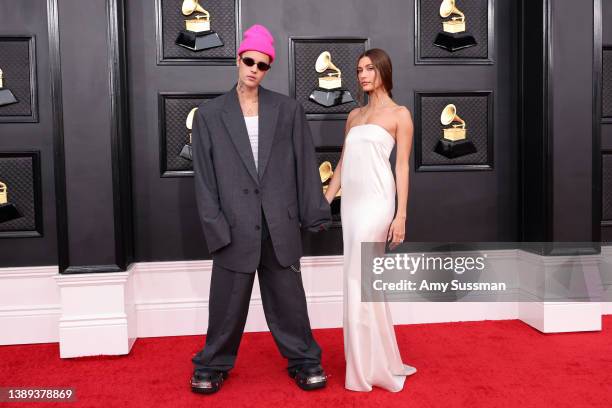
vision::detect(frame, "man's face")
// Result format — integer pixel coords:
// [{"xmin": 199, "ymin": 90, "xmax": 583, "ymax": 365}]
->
[{"xmin": 237, "ymin": 50, "xmax": 271, "ymax": 88}]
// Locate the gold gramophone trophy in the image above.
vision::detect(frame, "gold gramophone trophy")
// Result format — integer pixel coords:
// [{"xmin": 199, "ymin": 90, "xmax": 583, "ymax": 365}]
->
[
  {"xmin": 434, "ymin": 104, "xmax": 477, "ymax": 158},
  {"xmin": 319, "ymin": 161, "xmax": 341, "ymax": 222},
  {"xmin": 308, "ymin": 51, "xmax": 354, "ymax": 108},
  {"xmin": 175, "ymin": 0, "xmax": 224, "ymax": 51},
  {"xmin": 0, "ymin": 181, "xmax": 23, "ymax": 224},
  {"xmin": 179, "ymin": 107, "xmax": 198, "ymax": 161},
  {"xmin": 319, "ymin": 161, "xmax": 341, "ymax": 198},
  {"xmin": 0, "ymin": 68, "xmax": 18, "ymax": 107},
  {"xmin": 433, "ymin": 0, "xmax": 477, "ymax": 52}
]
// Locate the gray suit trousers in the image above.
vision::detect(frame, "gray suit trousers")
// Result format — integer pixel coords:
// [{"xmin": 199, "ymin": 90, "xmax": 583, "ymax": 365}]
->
[{"xmin": 191, "ymin": 209, "xmax": 322, "ymax": 373}]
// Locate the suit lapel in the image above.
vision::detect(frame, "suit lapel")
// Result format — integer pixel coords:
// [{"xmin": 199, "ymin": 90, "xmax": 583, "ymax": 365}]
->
[
  {"xmin": 257, "ymin": 87, "xmax": 279, "ymax": 181},
  {"xmin": 221, "ymin": 86, "xmax": 259, "ymax": 185}
]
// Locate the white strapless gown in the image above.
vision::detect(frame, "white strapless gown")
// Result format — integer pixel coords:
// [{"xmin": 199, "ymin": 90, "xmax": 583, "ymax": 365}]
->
[{"xmin": 341, "ymin": 124, "xmax": 417, "ymax": 392}]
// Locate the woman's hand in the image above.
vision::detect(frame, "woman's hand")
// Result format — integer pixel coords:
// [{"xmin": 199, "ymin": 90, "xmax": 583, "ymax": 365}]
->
[{"xmin": 387, "ymin": 216, "xmax": 406, "ymax": 250}]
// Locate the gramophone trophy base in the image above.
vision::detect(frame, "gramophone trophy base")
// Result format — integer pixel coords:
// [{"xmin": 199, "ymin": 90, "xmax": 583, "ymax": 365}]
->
[
  {"xmin": 175, "ymin": 30, "xmax": 224, "ymax": 51},
  {"xmin": 179, "ymin": 144, "xmax": 193, "ymax": 161},
  {"xmin": 309, "ymin": 88, "xmax": 354, "ymax": 108},
  {"xmin": 434, "ymin": 138, "xmax": 477, "ymax": 159},
  {"xmin": 0, "ymin": 89, "xmax": 18, "ymax": 107},
  {"xmin": 0, "ymin": 202, "xmax": 23, "ymax": 224},
  {"xmin": 433, "ymin": 31, "xmax": 477, "ymax": 52}
]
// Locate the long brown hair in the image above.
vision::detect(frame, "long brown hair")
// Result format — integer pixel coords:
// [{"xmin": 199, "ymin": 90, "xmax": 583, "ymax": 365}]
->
[{"xmin": 356, "ymin": 48, "xmax": 393, "ymax": 104}]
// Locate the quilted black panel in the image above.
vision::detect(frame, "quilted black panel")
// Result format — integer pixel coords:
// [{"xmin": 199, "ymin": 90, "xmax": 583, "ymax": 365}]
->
[
  {"xmin": 418, "ymin": 94, "xmax": 490, "ymax": 166},
  {"xmin": 603, "ymin": 154, "xmax": 612, "ymax": 220},
  {"xmin": 316, "ymin": 148, "xmax": 341, "ymax": 171},
  {"xmin": 0, "ymin": 155, "xmax": 36, "ymax": 231},
  {"xmin": 161, "ymin": 94, "xmax": 218, "ymax": 173},
  {"xmin": 418, "ymin": 0, "xmax": 489, "ymax": 59},
  {"xmin": 291, "ymin": 39, "xmax": 366, "ymax": 116},
  {"xmin": 159, "ymin": 0, "xmax": 237, "ymax": 61},
  {"xmin": 0, "ymin": 37, "xmax": 32, "ymax": 116},
  {"xmin": 603, "ymin": 49, "xmax": 612, "ymax": 117}
]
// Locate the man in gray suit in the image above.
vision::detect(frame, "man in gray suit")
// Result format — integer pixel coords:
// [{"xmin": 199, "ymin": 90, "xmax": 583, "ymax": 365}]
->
[{"xmin": 190, "ymin": 25, "xmax": 331, "ymax": 394}]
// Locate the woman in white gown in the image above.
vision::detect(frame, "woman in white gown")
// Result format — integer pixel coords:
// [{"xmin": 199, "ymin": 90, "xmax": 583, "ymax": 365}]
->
[{"xmin": 324, "ymin": 48, "xmax": 416, "ymax": 392}]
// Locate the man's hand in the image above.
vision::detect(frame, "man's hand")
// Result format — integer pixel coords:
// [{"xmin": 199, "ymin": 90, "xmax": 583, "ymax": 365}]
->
[{"xmin": 306, "ymin": 222, "xmax": 330, "ymax": 233}]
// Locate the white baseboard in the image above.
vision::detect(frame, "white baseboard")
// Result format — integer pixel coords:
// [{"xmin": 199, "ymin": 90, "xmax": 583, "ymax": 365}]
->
[
  {"xmin": 390, "ymin": 302, "xmax": 519, "ymax": 325},
  {"xmin": 0, "ymin": 266, "xmax": 61, "ymax": 345},
  {"xmin": 601, "ymin": 246, "xmax": 612, "ymax": 315},
  {"xmin": 133, "ymin": 257, "xmax": 346, "ymax": 337},
  {"xmin": 517, "ymin": 250, "xmax": 604, "ymax": 332},
  {"xmin": 519, "ymin": 301, "xmax": 602, "ymax": 333},
  {"xmin": 1, "ymin": 247, "xmax": 611, "ymax": 353},
  {"xmin": 132, "ymin": 253, "xmax": 520, "ymax": 339},
  {"xmin": 58, "ymin": 314, "xmax": 135, "ymax": 357},
  {"xmin": 54, "ymin": 272, "xmax": 137, "ymax": 358}
]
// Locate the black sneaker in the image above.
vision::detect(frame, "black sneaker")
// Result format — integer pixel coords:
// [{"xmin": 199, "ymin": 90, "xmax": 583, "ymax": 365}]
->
[
  {"xmin": 190, "ymin": 370, "xmax": 228, "ymax": 394},
  {"xmin": 288, "ymin": 364, "xmax": 327, "ymax": 391}
]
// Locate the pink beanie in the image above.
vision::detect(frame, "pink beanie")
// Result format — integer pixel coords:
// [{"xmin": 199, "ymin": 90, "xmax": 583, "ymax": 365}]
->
[{"xmin": 237, "ymin": 24, "xmax": 276, "ymax": 63}]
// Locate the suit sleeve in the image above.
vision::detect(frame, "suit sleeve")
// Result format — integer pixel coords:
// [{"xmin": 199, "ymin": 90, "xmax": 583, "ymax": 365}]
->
[
  {"xmin": 292, "ymin": 102, "xmax": 332, "ymax": 232},
  {"xmin": 192, "ymin": 108, "xmax": 232, "ymax": 253}
]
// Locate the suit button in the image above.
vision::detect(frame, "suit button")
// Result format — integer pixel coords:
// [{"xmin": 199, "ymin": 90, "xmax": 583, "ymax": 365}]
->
[
  {"xmin": 255, "ymin": 225, "xmax": 261, "ymax": 230},
  {"xmin": 254, "ymin": 189, "xmax": 260, "ymax": 194},
  {"xmin": 243, "ymin": 189, "xmax": 249, "ymax": 194}
]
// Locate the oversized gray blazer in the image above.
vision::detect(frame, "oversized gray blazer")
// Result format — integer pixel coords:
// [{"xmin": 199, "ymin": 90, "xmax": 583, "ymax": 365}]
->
[{"xmin": 192, "ymin": 85, "xmax": 332, "ymax": 273}]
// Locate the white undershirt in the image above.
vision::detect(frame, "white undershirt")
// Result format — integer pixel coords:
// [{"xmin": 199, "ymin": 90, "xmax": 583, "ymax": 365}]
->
[{"xmin": 244, "ymin": 115, "xmax": 259, "ymax": 170}]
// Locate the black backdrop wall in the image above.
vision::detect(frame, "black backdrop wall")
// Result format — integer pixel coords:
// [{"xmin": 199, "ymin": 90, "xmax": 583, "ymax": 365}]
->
[
  {"xmin": 0, "ymin": 0, "xmax": 58, "ymax": 266},
  {"xmin": 0, "ymin": 0, "xmax": 604, "ymax": 272},
  {"xmin": 600, "ymin": 0, "xmax": 612, "ymax": 242},
  {"xmin": 127, "ymin": 0, "xmax": 518, "ymax": 262}
]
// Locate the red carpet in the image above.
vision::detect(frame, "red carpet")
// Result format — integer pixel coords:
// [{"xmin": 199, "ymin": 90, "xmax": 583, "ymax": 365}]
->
[{"xmin": 1, "ymin": 317, "xmax": 611, "ymax": 408}]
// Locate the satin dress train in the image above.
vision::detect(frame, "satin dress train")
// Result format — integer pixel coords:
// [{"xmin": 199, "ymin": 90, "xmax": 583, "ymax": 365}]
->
[{"xmin": 340, "ymin": 124, "xmax": 417, "ymax": 392}]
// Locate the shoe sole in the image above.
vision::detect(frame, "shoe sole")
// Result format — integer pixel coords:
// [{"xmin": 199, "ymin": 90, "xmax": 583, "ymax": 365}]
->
[
  {"xmin": 295, "ymin": 380, "xmax": 327, "ymax": 391},
  {"xmin": 288, "ymin": 371, "xmax": 327, "ymax": 391},
  {"xmin": 191, "ymin": 385, "xmax": 220, "ymax": 394},
  {"xmin": 191, "ymin": 372, "xmax": 228, "ymax": 394}
]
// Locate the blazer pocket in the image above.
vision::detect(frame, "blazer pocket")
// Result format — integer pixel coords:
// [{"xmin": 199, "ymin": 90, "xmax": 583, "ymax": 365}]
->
[{"xmin": 287, "ymin": 203, "xmax": 298, "ymax": 219}]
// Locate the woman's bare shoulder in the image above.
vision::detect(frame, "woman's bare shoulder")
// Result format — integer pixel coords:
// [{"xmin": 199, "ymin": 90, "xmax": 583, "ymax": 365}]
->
[
  {"xmin": 346, "ymin": 107, "xmax": 362, "ymax": 126},
  {"xmin": 393, "ymin": 105, "xmax": 412, "ymax": 116},
  {"xmin": 393, "ymin": 105, "xmax": 413, "ymax": 123},
  {"xmin": 348, "ymin": 106, "xmax": 362, "ymax": 119}
]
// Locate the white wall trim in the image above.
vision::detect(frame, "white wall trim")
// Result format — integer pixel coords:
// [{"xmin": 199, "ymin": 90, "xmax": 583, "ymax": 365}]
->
[
  {"xmin": 0, "ymin": 265, "xmax": 59, "ymax": 278},
  {"xmin": 1, "ymin": 247, "xmax": 611, "ymax": 352},
  {"xmin": 54, "ymin": 271, "xmax": 136, "ymax": 357},
  {"xmin": 0, "ymin": 304, "xmax": 61, "ymax": 316},
  {"xmin": 0, "ymin": 265, "xmax": 60, "ymax": 345},
  {"xmin": 601, "ymin": 246, "xmax": 612, "ymax": 314}
]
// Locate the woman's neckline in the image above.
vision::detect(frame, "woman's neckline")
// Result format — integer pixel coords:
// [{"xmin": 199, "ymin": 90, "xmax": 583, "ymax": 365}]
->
[{"xmin": 350, "ymin": 123, "xmax": 395, "ymax": 142}]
